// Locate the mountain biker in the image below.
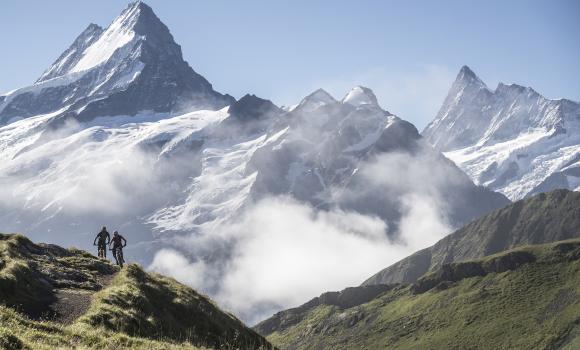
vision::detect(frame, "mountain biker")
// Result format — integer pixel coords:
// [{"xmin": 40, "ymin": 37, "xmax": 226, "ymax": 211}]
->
[
  {"xmin": 93, "ymin": 226, "xmax": 110, "ymax": 258},
  {"xmin": 109, "ymin": 231, "xmax": 127, "ymax": 267}
]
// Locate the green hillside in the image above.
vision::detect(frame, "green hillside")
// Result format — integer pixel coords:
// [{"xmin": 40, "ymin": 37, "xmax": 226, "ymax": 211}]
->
[
  {"xmin": 257, "ymin": 239, "xmax": 580, "ymax": 350},
  {"xmin": 364, "ymin": 189, "xmax": 580, "ymax": 286},
  {"xmin": 0, "ymin": 233, "xmax": 272, "ymax": 350}
]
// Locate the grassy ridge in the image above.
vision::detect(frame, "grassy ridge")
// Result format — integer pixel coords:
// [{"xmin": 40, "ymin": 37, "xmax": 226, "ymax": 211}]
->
[
  {"xmin": 0, "ymin": 305, "xmax": 209, "ymax": 350},
  {"xmin": 79, "ymin": 264, "xmax": 271, "ymax": 349},
  {"xmin": 0, "ymin": 234, "xmax": 116, "ymax": 317},
  {"xmin": 0, "ymin": 233, "xmax": 273, "ymax": 350},
  {"xmin": 262, "ymin": 239, "xmax": 580, "ymax": 350}
]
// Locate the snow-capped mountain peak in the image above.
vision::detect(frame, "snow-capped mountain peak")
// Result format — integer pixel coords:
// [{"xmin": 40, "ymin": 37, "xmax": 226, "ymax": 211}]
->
[
  {"xmin": 36, "ymin": 24, "xmax": 104, "ymax": 82},
  {"xmin": 39, "ymin": 1, "xmax": 171, "ymax": 80},
  {"xmin": 423, "ymin": 66, "xmax": 580, "ymax": 200},
  {"xmin": 65, "ymin": 2, "xmax": 141, "ymax": 74},
  {"xmin": 342, "ymin": 86, "xmax": 379, "ymax": 107},
  {"xmin": 304, "ymin": 88, "xmax": 337, "ymax": 105},
  {"xmin": 115, "ymin": 1, "xmax": 157, "ymax": 31},
  {"xmin": 0, "ymin": 1, "xmax": 233, "ymax": 126},
  {"xmin": 455, "ymin": 65, "xmax": 486, "ymax": 88},
  {"xmin": 294, "ymin": 89, "xmax": 337, "ymax": 112}
]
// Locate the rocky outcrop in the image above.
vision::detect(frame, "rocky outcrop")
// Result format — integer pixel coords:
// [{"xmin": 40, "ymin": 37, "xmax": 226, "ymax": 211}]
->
[{"xmin": 411, "ymin": 250, "xmax": 537, "ymax": 294}]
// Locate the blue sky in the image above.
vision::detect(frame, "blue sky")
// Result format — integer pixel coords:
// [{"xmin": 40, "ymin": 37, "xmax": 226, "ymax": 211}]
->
[{"xmin": 1, "ymin": 0, "xmax": 578, "ymax": 128}]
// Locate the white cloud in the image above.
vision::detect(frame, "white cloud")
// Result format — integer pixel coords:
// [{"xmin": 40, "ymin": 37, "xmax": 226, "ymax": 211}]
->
[
  {"xmin": 150, "ymin": 189, "xmax": 451, "ymax": 324},
  {"xmin": 398, "ymin": 193, "xmax": 451, "ymax": 250},
  {"xmin": 355, "ymin": 148, "xmax": 467, "ymax": 202},
  {"xmin": 149, "ymin": 249, "xmax": 210, "ymax": 288}
]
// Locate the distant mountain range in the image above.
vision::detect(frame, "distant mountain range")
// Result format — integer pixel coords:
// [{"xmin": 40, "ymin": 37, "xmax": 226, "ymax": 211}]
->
[
  {"xmin": 423, "ymin": 66, "xmax": 580, "ymax": 200},
  {"xmin": 0, "ymin": 2, "xmax": 506, "ymax": 258}
]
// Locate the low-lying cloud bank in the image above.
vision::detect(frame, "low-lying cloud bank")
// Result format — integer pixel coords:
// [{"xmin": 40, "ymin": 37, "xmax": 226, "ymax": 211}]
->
[{"xmin": 150, "ymin": 192, "xmax": 451, "ymax": 324}]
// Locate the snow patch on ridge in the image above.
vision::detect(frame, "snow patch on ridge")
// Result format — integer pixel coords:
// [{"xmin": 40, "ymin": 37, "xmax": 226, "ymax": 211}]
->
[
  {"xmin": 69, "ymin": 4, "xmax": 140, "ymax": 73},
  {"xmin": 342, "ymin": 86, "xmax": 379, "ymax": 107}
]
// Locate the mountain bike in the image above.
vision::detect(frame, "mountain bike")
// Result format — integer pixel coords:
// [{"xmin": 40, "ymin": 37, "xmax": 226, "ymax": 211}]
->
[
  {"xmin": 111, "ymin": 246, "xmax": 125, "ymax": 267},
  {"xmin": 94, "ymin": 242, "xmax": 107, "ymax": 258}
]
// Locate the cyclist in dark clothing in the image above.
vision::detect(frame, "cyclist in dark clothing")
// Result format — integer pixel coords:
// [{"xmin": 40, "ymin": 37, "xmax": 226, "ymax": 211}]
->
[
  {"xmin": 109, "ymin": 231, "xmax": 127, "ymax": 267},
  {"xmin": 93, "ymin": 226, "xmax": 110, "ymax": 258}
]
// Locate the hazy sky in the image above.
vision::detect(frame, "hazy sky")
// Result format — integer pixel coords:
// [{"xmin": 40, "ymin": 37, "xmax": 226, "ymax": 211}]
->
[{"xmin": 1, "ymin": 0, "xmax": 578, "ymax": 129}]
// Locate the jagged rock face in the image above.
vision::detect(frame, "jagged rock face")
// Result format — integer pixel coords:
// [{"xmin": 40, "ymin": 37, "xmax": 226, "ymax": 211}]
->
[
  {"xmin": 229, "ymin": 94, "xmax": 280, "ymax": 122},
  {"xmin": 422, "ymin": 66, "xmax": 493, "ymax": 151},
  {"xmin": 410, "ymin": 250, "xmax": 536, "ymax": 294},
  {"xmin": 422, "ymin": 66, "xmax": 580, "ymax": 200},
  {"xmin": 247, "ymin": 89, "xmax": 404, "ymax": 206},
  {"xmin": 423, "ymin": 66, "xmax": 571, "ymax": 151},
  {"xmin": 0, "ymin": 2, "xmax": 233, "ymax": 126}
]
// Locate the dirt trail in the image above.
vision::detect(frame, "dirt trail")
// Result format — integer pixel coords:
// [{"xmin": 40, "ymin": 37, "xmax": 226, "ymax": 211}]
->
[{"xmin": 49, "ymin": 273, "xmax": 117, "ymax": 324}]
